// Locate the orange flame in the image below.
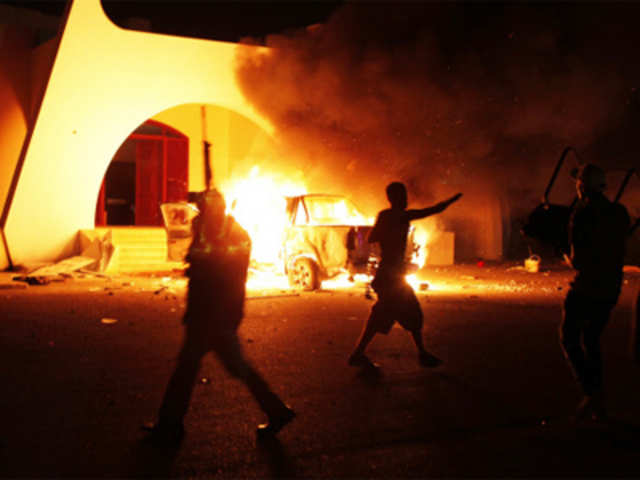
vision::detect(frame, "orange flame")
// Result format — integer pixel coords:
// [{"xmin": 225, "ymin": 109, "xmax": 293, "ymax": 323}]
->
[
  {"xmin": 220, "ymin": 166, "xmax": 438, "ymax": 292},
  {"xmin": 220, "ymin": 166, "xmax": 306, "ymax": 264}
]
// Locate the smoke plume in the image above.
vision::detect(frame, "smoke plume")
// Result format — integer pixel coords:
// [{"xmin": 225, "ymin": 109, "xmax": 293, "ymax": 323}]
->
[{"xmin": 234, "ymin": 3, "xmax": 640, "ymax": 257}]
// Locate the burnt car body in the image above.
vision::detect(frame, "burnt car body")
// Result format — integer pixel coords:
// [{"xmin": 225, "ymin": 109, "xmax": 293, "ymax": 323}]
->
[
  {"xmin": 282, "ymin": 195, "xmax": 377, "ymax": 290},
  {"xmin": 282, "ymin": 194, "xmax": 419, "ymax": 290}
]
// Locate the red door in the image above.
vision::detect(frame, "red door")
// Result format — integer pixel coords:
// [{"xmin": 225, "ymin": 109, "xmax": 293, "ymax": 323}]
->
[
  {"xmin": 96, "ymin": 120, "xmax": 189, "ymax": 226},
  {"xmin": 135, "ymin": 139, "xmax": 163, "ymax": 225},
  {"xmin": 166, "ymin": 138, "xmax": 188, "ymax": 203}
]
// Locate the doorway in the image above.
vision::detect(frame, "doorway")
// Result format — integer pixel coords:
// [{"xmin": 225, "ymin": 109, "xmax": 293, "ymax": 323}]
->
[{"xmin": 95, "ymin": 120, "xmax": 188, "ymax": 226}]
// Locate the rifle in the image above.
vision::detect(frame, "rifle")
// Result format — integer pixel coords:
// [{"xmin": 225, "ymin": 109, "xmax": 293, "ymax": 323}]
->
[
  {"xmin": 543, "ymin": 146, "xmax": 580, "ymax": 204},
  {"xmin": 613, "ymin": 168, "xmax": 638, "ymax": 236},
  {"xmin": 614, "ymin": 168, "xmax": 635, "ymax": 204}
]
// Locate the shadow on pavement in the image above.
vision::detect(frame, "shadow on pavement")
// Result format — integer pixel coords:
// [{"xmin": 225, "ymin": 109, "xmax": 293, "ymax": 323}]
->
[
  {"xmin": 354, "ymin": 365, "xmax": 383, "ymax": 386},
  {"xmin": 256, "ymin": 435, "xmax": 296, "ymax": 478},
  {"xmin": 123, "ymin": 438, "xmax": 181, "ymax": 477}
]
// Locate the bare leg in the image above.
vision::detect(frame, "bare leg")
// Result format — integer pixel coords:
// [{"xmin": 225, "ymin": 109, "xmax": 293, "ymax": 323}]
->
[
  {"xmin": 351, "ymin": 320, "xmax": 377, "ymax": 358},
  {"xmin": 411, "ymin": 329, "xmax": 442, "ymax": 367},
  {"xmin": 348, "ymin": 310, "xmax": 381, "ymax": 368}
]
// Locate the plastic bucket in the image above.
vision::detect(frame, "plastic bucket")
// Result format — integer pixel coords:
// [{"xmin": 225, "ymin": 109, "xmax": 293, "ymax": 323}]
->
[{"xmin": 524, "ymin": 255, "xmax": 541, "ymax": 273}]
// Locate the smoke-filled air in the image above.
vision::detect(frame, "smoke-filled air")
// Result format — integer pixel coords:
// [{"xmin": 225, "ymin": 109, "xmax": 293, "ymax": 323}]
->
[{"xmin": 233, "ymin": 2, "xmax": 640, "ymax": 257}]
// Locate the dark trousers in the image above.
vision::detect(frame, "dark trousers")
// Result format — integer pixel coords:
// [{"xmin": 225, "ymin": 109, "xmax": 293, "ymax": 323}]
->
[
  {"xmin": 560, "ymin": 290, "xmax": 616, "ymax": 396},
  {"xmin": 633, "ymin": 289, "xmax": 640, "ymax": 362},
  {"xmin": 158, "ymin": 323, "xmax": 287, "ymax": 427}
]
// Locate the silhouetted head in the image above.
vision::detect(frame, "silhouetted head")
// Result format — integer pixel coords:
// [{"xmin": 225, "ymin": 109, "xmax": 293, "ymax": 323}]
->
[
  {"xmin": 386, "ymin": 182, "xmax": 408, "ymax": 210},
  {"xmin": 198, "ymin": 189, "xmax": 227, "ymax": 235},
  {"xmin": 571, "ymin": 164, "xmax": 606, "ymax": 199}
]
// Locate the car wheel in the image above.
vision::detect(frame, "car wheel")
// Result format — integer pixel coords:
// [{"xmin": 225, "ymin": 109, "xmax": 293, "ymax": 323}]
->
[{"xmin": 288, "ymin": 258, "xmax": 320, "ymax": 291}]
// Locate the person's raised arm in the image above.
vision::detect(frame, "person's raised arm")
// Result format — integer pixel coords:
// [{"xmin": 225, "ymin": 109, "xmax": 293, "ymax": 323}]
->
[{"xmin": 407, "ymin": 193, "xmax": 463, "ymax": 221}]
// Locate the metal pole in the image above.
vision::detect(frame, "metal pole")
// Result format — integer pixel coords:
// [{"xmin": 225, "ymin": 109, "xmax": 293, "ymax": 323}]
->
[{"xmin": 201, "ymin": 105, "xmax": 212, "ymax": 191}]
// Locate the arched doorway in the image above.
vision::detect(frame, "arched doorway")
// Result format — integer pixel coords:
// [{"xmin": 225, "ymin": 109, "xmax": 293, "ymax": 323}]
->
[{"xmin": 95, "ymin": 119, "xmax": 188, "ymax": 226}]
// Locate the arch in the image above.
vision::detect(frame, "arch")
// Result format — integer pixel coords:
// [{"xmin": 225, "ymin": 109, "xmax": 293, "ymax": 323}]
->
[{"xmin": 3, "ymin": 0, "xmax": 273, "ymax": 266}]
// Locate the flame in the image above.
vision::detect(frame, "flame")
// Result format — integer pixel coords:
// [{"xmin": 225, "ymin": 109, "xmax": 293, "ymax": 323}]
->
[
  {"xmin": 220, "ymin": 166, "xmax": 306, "ymax": 264},
  {"xmin": 219, "ymin": 165, "xmax": 441, "ymax": 292},
  {"xmin": 405, "ymin": 273, "xmax": 440, "ymax": 292},
  {"xmin": 410, "ymin": 225, "xmax": 431, "ymax": 268}
]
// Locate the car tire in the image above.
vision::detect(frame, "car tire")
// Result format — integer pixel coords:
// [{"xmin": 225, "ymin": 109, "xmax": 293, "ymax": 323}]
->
[{"xmin": 288, "ymin": 258, "xmax": 320, "ymax": 291}]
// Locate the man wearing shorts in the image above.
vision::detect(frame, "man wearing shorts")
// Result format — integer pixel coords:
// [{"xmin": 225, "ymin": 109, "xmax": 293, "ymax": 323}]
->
[{"xmin": 349, "ymin": 182, "xmax": 462, "ymax": 369}]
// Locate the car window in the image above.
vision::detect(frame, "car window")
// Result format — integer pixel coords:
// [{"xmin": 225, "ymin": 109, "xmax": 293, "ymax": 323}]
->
[
  {"xmin": 293, "ymin": 199, "xmax": 308, "ymax": 225},
  {"xmin": 304, "ymin": 196, "xmax": 369, "ymax": 226}
]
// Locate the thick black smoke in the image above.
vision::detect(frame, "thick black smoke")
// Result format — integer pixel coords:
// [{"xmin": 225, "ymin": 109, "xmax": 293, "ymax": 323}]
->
[{"xmin": 234, "ymin": 2, "xmax": 639, "ymax": 256}]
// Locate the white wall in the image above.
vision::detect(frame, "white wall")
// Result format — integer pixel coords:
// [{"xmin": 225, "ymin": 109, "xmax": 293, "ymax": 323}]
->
[{"xmin": 3, "ymin": 0, "xmax": 272, "ymax": 266}]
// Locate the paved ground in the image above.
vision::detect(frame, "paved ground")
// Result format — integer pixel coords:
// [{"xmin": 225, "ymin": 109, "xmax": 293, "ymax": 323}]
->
[{"xmin": 0, "ymin": 263, "xmax": 639, "ymax": 478}]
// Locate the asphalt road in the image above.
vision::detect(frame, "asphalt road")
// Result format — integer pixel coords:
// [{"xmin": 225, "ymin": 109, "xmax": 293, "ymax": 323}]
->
[{"xmin": 0, "ymin": 265, "xmax": 639, "ymax": 478}]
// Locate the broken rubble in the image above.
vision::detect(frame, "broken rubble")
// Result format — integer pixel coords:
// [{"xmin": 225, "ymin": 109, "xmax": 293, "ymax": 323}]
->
[{"xmin": 0, "ymin": 282, "xmax": 28, "ymax": 290}]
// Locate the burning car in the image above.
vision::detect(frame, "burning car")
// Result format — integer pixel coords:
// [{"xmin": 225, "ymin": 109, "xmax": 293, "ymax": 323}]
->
[
  {"xmin": 282, "ymin": 194, "xmax": 377, "ymax": 290},
  {"xmin": 281, "ymin": 194, "xmax": 419, "ymax": 290},
  {"xmin": 161, "ymin": 186, "xmax": 421, "ymax": 291}
]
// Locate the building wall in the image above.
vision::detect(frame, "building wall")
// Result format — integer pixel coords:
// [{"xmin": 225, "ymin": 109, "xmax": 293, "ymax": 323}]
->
[
  {"xmin": 0, "ymin": 25, "xmax": 38, "ymax": 270},
  {"xmin": 0, "ymin": 0, "xmax": 516, "ymax": 269},
  {"xmin": 0, "ymin": 26, "xmax": 32, "ymax": 228},
  {"xmin": 0, "ymin": 7, "xmax": 61, "ymax": 271},
  {"xmin": 1, "ymin": 0, "xmax": 273, "ymax": 267},
  {"xmin": 445, "ymin": 189, "xmax": 504, "ymax": 262}
]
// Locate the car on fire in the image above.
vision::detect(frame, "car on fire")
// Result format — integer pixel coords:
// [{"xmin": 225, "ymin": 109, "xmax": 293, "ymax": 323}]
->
[
  {"xmin": 161, "ymin": 193, "xmax": 421, "ymax": 291},
  {"xmin": 281, "ymin": 194, "xmax": 419, "ymax": 290}
]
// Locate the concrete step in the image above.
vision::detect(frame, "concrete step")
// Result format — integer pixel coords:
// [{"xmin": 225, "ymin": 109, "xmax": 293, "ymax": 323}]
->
[
  {"xmin": 81, "ymin": 227, "xmax": 176, "ymax": 273},
  {"xmin": 93, "ymin": 227, "xmax": 168, "ymax": 244},
  {"xmin": 116, "ymin": 261, "xmax": 186, "ymax": 273},
  {"xmin": 118, "ymin": 250, "xmax": 168, "ymax": 261}
]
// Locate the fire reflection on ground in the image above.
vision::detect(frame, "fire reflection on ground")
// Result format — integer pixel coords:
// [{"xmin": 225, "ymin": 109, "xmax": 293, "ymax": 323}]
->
[{"xmin": 244, "ymin": 265, "xmax": 438, "ymax": 294}]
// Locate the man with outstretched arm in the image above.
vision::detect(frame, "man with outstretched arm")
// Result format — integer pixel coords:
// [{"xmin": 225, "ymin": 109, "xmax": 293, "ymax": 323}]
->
[{"xmin": 349, "ymin": 182, "xmax": 462, "ymax": 369}]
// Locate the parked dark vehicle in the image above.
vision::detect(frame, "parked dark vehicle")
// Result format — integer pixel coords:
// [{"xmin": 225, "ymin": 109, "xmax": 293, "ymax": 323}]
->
[{"xmin": 281, "ymin": 194, "xmax": 419, "ymax": 290}]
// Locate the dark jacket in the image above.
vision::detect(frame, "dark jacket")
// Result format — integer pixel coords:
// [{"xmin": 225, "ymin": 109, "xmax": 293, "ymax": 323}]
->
[
  {"xmin": 185, "ymin": 210, "xmax": 251, "ymax": 331},
  {"xmin": 568, "ymin": 192, "xmax": 630, "ymax": 301}
]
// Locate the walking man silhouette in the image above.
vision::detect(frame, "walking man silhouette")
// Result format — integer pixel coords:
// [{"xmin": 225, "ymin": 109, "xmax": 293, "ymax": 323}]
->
[
  {"xmin": 145, "ymin": 189, "xmax": 294, "ymax": 445},
  {"xmin": 561, "ymin": 164, "xmax": 630, "ymax": 421},
  {"xmin": 349, "ymin": 182, "xmax": 462, "ymax": 369}
]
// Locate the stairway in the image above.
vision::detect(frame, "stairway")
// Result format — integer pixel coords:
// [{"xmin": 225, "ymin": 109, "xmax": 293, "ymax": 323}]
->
[{"xmin": 82, "ymin": 227, "xmax": 186, "ymax": 273}]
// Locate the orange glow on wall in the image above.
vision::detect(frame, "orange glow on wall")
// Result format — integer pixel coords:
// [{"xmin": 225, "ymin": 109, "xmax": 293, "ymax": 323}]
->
[{"xmin": 2, "ymin": 0, "xmax": 273, "ymax": 266}]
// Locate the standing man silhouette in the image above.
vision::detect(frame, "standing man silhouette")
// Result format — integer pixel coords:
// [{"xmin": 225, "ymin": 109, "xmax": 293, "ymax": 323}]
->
[
  {"xmin": 145, "ymin": 189, "xmax": 294, "ymax": 445},
  {"xmin": 561, "ymin": 164, "xmax": 630, "ymax": 421},
  {"xmin": 349, "ymin": 182, "xmax": 462, "ymax": 369}
]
